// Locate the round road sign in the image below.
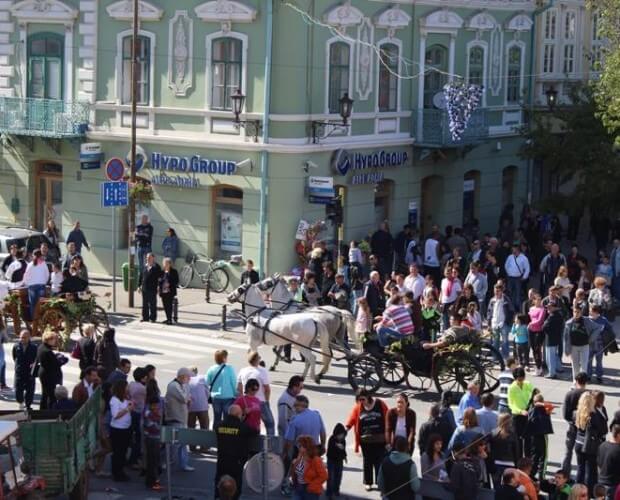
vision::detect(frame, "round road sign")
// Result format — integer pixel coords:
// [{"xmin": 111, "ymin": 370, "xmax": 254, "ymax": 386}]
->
[{"xmin": 105, "ymin": 157, "xmax": 125, "ymax": 182}]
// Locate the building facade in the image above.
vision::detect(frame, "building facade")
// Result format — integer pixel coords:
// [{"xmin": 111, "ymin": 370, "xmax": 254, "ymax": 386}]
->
[{"xmin": 0, "ymin": 0, "xmax": 592, "ymax": 276}]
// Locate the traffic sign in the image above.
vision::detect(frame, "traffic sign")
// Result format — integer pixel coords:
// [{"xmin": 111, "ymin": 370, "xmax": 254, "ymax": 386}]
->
[
  {"xmin": 101, "ymin": 181, "xmax": 129, "ymax": 207},
  {"xmin": 105, "ymin": 157, "xmax": 125, "ymax": 182}
]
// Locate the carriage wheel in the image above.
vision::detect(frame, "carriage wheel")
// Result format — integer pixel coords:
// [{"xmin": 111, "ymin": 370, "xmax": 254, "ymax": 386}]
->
[
  {"xmin": 477, "ymin": 342, "xmax": 505, "ymax": 393},
  {"xmin": 79, "ymin": 305, "xmax": 110, "ymax": 339},
  {"xmin": 347, "ymin": 354, "xmax": 382, "ymax": 394},
  {"xmin": 433, "ymin": 352, "xmax": 485, "ymax": 395},
  {"xmin": 379, "ymin": 357, "xmax": 407, "ymax": 387},
  {"xmin": 40, "ymin": 308, "xmax": 71, "ymax": 344}
]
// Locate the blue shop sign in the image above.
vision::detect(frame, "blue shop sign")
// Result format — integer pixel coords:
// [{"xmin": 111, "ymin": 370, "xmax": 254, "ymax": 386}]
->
[
  {"xmin": 150, "ymin": 152, "xmax": 237, "ymax": 176},
  {"xmin": 331, "ymin": 148, "xmax": 408, "ymax": 177}
]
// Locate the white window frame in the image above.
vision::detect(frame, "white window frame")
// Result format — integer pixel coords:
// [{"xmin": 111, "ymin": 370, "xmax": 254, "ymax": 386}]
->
[
  {"xmin": 375, "ymin": 37, "xmax": 402, "ymax": 114},
  {"xmin": 504, "ymin": 40, "xmax": 525, "ymax": 106},
  {"xmin": 563, "ymin": 44, "xmax": 575, "ymax": 74},
  {"xmin": 115, "ymin": 29, "xmax": 155, "ymax": 107},
  {"xmin": 466, "ymin": 40, "xmax": 488, "ymax": 106},
  {"xmin": 543, "ymin": 9, "xmax": 557, "ymax": 40},
  {"xmin": 325, "ymin": 36, "xmax": 354, "ymax": 115},
  {"xmin": 205, "ymin": 31, "xmax": 248, "ymax": 112},
  {"xmin": 542, "ymin": 44, "xmax": 555, "ymax": 74},
  {"xmin": 564, "ymin": 10, "xmax": 576, "ymax": 40}
]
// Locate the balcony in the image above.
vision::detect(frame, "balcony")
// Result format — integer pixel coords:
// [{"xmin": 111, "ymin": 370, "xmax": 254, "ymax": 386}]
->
[
  {"xmin": 413, "ymin": 108, "xmax": 489, "ymax": 148},
  {"xmin": 0, "ymin": 97, "xmax": 90, "ymax": 139}
]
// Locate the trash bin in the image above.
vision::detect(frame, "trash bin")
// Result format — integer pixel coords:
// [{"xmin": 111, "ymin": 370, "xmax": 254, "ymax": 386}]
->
[{"xmin": 122, "ymin": 262, "xmax": 139, "ymax": 292}]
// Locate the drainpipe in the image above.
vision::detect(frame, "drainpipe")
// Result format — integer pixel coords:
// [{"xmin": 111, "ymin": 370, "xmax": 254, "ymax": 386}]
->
[
  {"xmin": 525, "ymin": 0, "xmax": 555, "ymax": 205},
  {"xmin": 258, "ymin": 0, "xmax": 273, "ymax": 277}
]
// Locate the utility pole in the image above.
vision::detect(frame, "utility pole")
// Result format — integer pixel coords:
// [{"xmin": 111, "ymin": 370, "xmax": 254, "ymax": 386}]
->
[{"xmin": 128, "ymin": 0, "xmax": 138, "ymax": 308}]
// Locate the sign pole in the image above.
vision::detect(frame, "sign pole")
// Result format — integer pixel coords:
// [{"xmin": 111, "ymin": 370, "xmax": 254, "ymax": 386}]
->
[{"xmin": 112, "ymin": 207, "xmax": 117, "ymax": 313}]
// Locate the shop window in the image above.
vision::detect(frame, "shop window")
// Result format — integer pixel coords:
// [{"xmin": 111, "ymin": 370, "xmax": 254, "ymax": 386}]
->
[
  {"xmin": 424, "ymin": 45, "xmax": 448, "ymax": 108},
  {"xmin": 213, "ymin": 186, "xmax": 243, "ymax": 259},
  {"xmin": 211, "ymin": 37, "xmax": 243, "ymax": 110},
  {"xmin": 328, "ymin": 41, "xmax": 351, "ymax": 113},
  {"xmin": 121, "ymin": 33, "xmax": 152, "ymax": 105},
  {"xmin": 378, "ymin": 43, "xmax": 399, "ymax": 112},
  {"xmin": 27, "ymin": 33, "xmax": 64, "ymax": 99},
  {"xmin": 374, "ymin": 180, "xmax": 393, "ymax": 229}
]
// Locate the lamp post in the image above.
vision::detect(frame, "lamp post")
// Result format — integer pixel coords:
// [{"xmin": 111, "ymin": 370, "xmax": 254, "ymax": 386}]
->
[
  {"xmin": 545, "ymin": 86, "xmax": 558, "ymax": 111},
  {"xmin": 312, "ymin": 92, "xmax": 354, "ymax": 143},
  {"xmin": 231, "ymin": 88, "xmax": 261, "ymax": 142}
]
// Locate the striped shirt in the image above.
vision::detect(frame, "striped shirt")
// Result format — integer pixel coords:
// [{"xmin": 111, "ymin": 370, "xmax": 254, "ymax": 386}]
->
[{"xmin": 383, "ymin": 305, "xmax": 414, "ymax": 335}]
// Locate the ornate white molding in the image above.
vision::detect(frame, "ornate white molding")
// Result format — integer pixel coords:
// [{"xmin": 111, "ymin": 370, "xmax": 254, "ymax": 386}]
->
[
  {"xmin": 505, "ymin": 13, "xmax": 533, "ymax": 31},
  {"xmin": 195, "ymin": 0, "xmax": 257, "ymax": 32},
  {"xmin": 356, "ymin": 17, "xmax": 373, "ymax": 101},
  {"xmin": 106, "ymin": 0, "xmax": 164, "ymax": 22},
  {"xmin": 374, "ymin": 6, "xmax": 411, "ymax": 38},
  {"xmin": 466, "ymin": 11, "xmax": 498, "ymax": 31},
  {"xmin": 489, "ymin": 24, "xmax": 503, "ymax": 96},
  {"xmin": 412, "ymin": 0, "xmax": 536, "ymax": 12},
  {"xmin": 324, "ymin": 1, "xmax": 364, "ymax": 32},
  {"xmin": 11, "ymin": 0, "xmax": 78, "ymax": 22},
  {"xmin": 419, "ymin": 8, "xmax": 464, "ymax": 33},
  {"xmin": 168, "ymin": 11, "xmax": 193, "ymax": 97}
]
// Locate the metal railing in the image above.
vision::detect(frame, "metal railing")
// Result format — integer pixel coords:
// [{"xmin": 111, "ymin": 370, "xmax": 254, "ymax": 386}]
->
[
  {"xmin": 0, "ymin": 96, "xmax": 90, "ymax": 138},
  {"xmin": 413, "ymin": 108, "xmax": 489, "ymax": 147}
]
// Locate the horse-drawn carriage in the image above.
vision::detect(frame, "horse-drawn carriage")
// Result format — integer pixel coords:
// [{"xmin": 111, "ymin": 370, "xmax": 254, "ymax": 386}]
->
[{"xmin": 1, "ymin": 289, "xmax": 109, "ymax": 347}]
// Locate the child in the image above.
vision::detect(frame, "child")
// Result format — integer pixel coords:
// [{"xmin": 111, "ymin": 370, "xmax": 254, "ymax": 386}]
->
[
  {"xmin": 497, "ymin": 357, "xmax": 517, "ymax": 413},
  {"xmin": 595, "ymin": 255, "xmax": 613, "ymax": 286},
  {"xmin": 422, "ymin": 274, "xmax": 437, "ymax": 302},
  {"xmin": 355, "ymin": 297, "xmax": 372, "ymax": 345},
  {"xmin": 466, "ymin": 302, "xmax": 482, "ymax": 331},
  {"xmin": 326, "ymin": 423, "xmax": 347, "ymax": 499},
  {"xmin": 540, "ymin": 470, "xmax": 572, "ymax": 500},
  {"xmin": 511, "ymin": 314, "xmax": 530, "ymax": 369},
  {"xmin": 143, "ymin": 396, "xmax": 162, "ymax": 491},
  {"xmin": 50, "ymin": 262, "xmax": 63, "ymax": 296},
  {"xmin": 593, "ymin": 484, "xmax": 607, "ymax": 500},
  {"xmin": 421, "ymin": 295, "xmax": 442, "ymax": 342},
  {"xmin": 526, "ymin": 391, "xmax": 554, "ymax": 481},
  {"xmin": 348, "ymin": 240, "xmax": 363, "ymax": 266}
]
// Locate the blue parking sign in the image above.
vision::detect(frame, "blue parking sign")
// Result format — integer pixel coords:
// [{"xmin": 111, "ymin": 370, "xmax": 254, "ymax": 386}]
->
[{"xmin": 101, "ymin": 181, "xmax": 129, "ymax": 207}]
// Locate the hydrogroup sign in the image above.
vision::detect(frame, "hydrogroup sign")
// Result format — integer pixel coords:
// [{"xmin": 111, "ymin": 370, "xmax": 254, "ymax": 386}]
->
[
  {"xmin": 331, "ymin": 148, "xmax": 409, "ymax": 185},
  {"xmin": 150, "ymin": 152, "xmax": 237, "ymax": 175}
]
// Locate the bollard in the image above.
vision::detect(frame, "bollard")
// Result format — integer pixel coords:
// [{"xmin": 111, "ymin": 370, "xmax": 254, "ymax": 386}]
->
[
  {"xmin": 205, "ymin": 280, "xmax": 211, "ymax": 303},
  {"xmin": 221, "ymin": 304, "xmax": 227, "ymax": 330}
]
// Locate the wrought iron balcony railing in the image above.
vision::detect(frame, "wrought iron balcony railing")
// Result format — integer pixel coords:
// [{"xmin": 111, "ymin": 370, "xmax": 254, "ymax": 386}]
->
[
  {"xmin": 413, "ymin": 108, "xmax": 489, "ymax": 148},
  {"xmin": 0, "ymin": 97, "xmax": 90, "ymax": 138}
]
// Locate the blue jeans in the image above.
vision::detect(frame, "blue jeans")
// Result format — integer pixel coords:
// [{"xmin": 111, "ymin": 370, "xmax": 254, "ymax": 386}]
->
[
  {"xmin": 292, "ymin": 484, "xmax": 319, "ymax": 500},
  {"xmin": 545, "ymin": 340, "xmax": 560, "ymax": 377},
  {"xmin": 326, "ymin": 460, "xmax": 343, "ymax": 496},
  {"xmin": 261, "ymin": 401, "xmax": 275, "ymax": 436},
  {"xmin": 168, "ymin": 422, "xmax": 189, "ymax": 470},
  {"xmin": 377, "ymin": 326, "xmax": 407, "ymax": 348},
  {"xmin": 492, "ymin": 325, "xmax": 511, "ymax": 359},
  {"xmin": 587, "ymin": 348, "xmax": 604, "ymax": 379},
  {"xmin": 506, "ymin": 277, "xmax": 523, "ymax": 312},
  {"xmin": 212, "ymin": 398, "xmax": 235, "ymax": 429},
  {"xmin": 28, "ymin": 284, "xmax": 46, "ymax": 321}
]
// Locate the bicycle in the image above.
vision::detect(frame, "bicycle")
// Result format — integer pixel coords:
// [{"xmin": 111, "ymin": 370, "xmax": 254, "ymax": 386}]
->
[{"xmin": 178, "ymin": 252, "xmax": 230, "ymax": 292}]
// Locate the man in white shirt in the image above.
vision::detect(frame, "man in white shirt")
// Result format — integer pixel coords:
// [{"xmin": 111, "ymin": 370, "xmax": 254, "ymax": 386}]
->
[
  {"xmin": 23, "ymin": 249, "xmax": 50, "ymax": 320},
  {"xmin": 237, "ymin": 351, "xmax": 275, "ymax": 435},
  {"xmin": 404, "ymin": 264, "xmax": 425, "ymax": 301},
  {"xmin": 504, "ymin": 244, "xmax": 530, "ymax": 311}
]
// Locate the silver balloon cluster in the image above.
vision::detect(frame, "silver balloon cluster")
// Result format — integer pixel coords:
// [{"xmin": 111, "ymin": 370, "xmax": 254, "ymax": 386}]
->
[{"xmin": 443, "ymin": 82, "xmax": 484, "ymax": 142}]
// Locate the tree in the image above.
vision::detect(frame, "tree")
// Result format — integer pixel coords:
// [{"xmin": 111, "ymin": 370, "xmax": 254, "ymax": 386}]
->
[{"xmin": 519, "ymin": 85, "xmax": 620, "ymax": 214}]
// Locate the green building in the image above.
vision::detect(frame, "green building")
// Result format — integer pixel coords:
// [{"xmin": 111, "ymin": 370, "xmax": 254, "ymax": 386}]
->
[{"xmin": 0, "ymin": 0, "xmax": 541, "ymax": 277}]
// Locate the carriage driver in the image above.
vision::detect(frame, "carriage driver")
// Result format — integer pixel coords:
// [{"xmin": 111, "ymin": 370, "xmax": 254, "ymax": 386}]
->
[
  {"xmin": 374, "ymin": 295, "xmax": 415, "ymax": 347},
  {"xmin": 422, "ymin": 310, "xmax": 471, "ymax": 351}
]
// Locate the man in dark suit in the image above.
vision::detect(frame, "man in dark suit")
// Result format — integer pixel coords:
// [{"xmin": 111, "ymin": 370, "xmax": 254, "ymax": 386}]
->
[
  {"xmin": 363, "ymin": 271, "xmax": 385, "ymax": 317},
  {"xmin": 141, "ymin": 253, "xmax": 162, "ymax": 322},
  {"xmin": 12, "ymin": 329, "xmax": 38, "ymax": 409}
]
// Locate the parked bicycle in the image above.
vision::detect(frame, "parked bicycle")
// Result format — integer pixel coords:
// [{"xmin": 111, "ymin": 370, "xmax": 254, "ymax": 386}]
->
[{"xmin": 178, "ymin": 252, "xmax": 230, "ymax": 292}]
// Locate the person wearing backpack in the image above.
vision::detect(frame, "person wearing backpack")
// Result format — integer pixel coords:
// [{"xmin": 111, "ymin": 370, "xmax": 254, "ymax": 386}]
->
[{"xmin": 564, "ymin": 307, "xmax": 602, "ymax": 380}]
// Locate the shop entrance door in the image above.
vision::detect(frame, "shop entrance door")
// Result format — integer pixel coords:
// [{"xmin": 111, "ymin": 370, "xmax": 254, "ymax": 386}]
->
[
  {"xmin": 374, "ymin": 180, "xmax": 393, "ymax": 228},
  {"xmin": 35, "ymin": 163, "xmax": 63, "ymax": 231}
]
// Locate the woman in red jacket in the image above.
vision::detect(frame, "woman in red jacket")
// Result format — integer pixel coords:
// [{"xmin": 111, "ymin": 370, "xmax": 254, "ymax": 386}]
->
[
  {"xmin": 345, "ymin": 389, "xmax": 389, "ymax": 491},
  {"xmin": 385, "ymin": 393, "xmax": 416, "ymax": 454},
  {"xmin": 290, "ymin": 435, "xmax": 328, "ymax": 500}
]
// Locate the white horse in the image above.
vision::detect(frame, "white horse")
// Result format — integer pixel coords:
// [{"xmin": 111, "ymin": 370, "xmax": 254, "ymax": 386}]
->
[{"xmin": 229, "ymin": 284, "xmax": 332, "ymax": 383}]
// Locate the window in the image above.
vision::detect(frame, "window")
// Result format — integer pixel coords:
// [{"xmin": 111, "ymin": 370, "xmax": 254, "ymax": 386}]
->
[
  {"xmin": 424, "ymin": 45, "xmax": 448, "ymax": 108},
  {"xmin": 543, "ymin": 44, "xmax": 555, "ymax": 73},
  {"xmin": 378, "ymin": 43, "xmax": 398, "ymax": 112},
  {"xmin": 563, "ymin": 45, "xmax": 575, "ymax": 73},
  {"xmin": 213, "ymin": 186, "xmax": 243, "ymax": 259},
  {"xmin": 507, "ymin": 46, "xmax": 522, "ymax": 104},
  {"xmin": 27, "ymin": 33, "xmax": 64, "ymax": 99},
  {"xmin": 544, "ymin": 10, "xmax": 557, "ymax": 39},
  {"xmin": 564, "ymin": 11, "xmax": 576, "ymax": 39},
  {"xmin": 591, "ymin": 11, "xmax": 604, "ymax": 71},
  {"xmin": 328, "ymin": 42, "xmax": 350, "ymax": 114},
  {"xmin": 211, "ymin": 37, "xmax": 242, "ymax": 110},
  {"xmin": 122, "ymin": 35, "xmax": 150, "ymax": 105},
  {"xmin": 468, "ymin": 46, "xmax": 484, "ymax": 87},
  {"xmin": 591, "ymin": 11, "xmax": 601, "ymax": 41}
]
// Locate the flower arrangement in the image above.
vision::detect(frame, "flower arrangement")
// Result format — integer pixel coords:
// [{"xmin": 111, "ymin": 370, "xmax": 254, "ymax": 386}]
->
[{"xmin": 129, "ymin": 180, "xmax": 154, "ymax": 206}]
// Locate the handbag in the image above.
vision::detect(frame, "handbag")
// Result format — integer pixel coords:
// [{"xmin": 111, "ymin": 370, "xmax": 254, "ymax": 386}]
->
[
  {"xmin": 71, "ymin": 341, "xmax": 82, "ymax": 360},
  {"xmin": 207, "ymin": 364, "xmax": 226, "ymax": 404},
  {"xmin": 575, "ymin": 421, "xmax": 599, "ymax": 456}
]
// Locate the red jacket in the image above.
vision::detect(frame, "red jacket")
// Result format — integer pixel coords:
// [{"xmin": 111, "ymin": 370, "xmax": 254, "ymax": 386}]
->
[
  {"xmin": 290, "ymin": 456, "xmax": 328, "ymax": 495},
  {"xmin": 345, "ymin": 398, "xmax": 388, "ymax": 452}
]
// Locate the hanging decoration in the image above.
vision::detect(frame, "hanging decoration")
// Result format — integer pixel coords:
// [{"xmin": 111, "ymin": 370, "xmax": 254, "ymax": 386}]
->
[{"xmin": 443, "ymin": 82, "xmax": 484, "ymax": 142}]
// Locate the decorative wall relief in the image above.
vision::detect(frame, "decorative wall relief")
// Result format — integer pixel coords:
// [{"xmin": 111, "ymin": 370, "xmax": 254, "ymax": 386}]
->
[
  {"xmin": 489, "ymin": 24, "xmax": 503, "ymax": 96},
  {"xmin": 356, "ymin": 17, "xmax": 373, "ymax": 101},
  {"xmin": 168, "ymin": 11, "xmax": 193, "ymax": 96}
]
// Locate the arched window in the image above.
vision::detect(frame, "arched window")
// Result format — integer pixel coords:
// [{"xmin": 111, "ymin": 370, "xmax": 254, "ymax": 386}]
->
[
  {"xmin": 424, "ymin": 45, "xmax": 448, "ymax": 108},
  {"xmin": 122, "ymin": 35, "xmax": 151, "ymax": 105},
  {"xmin": 378, "ymin": 43, "xmax": 399, "ymax": 112},
  {"xmin": 213, "ymin": 186, "xmax": 243, "ymax": 259},
  {"xmin": 211, "ymin": 37, "xmax": 243, "ymax": 110},
  {"xmin": 328, "ymin": 42, "xmax": 350, "ymax": 113},
  {"xmin": 468, "ymin": 46, "xmax": 484, "ymax": 87},
  {"xmin": 28, "ymin": 33, "xmax": 64, "ymax": 99},
  {"xmin": 507, "ymin": 46, "xmax": 522, "ymax": 104}
]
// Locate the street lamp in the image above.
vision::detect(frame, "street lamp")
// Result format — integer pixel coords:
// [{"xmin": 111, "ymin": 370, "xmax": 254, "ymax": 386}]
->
[
  {"xmin": 545, "ymin": 86, "xmax": 558, "ymax": 111},
  {"xmin": 312, "ymin": 92, "xmax": 355, "ymax": 143},
  {"xmin": 230, "ymin": 88, "xmax": 261, "ymax": 142}
]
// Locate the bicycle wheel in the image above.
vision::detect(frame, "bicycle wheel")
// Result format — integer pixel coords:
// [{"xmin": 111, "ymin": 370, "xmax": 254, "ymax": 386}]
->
[
  {"xmin": 208, "ymin": 267, "xmax": 230, "ymax": 293},
  {"xmin": 178, "ymin": 265, "xmax": 194, "ymax": 289}
]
